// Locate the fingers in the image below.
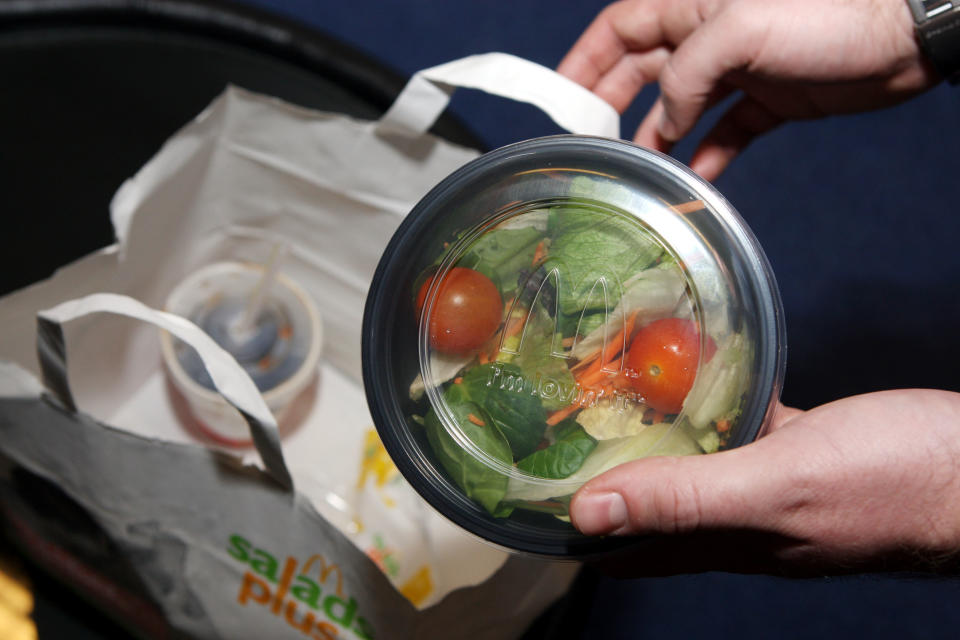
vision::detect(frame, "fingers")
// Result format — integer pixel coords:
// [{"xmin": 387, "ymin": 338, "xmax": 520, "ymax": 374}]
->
[
  {"xmin": 571, "ymin": 438, "xmax": 792, "ymax": 537},
  {"xmin": 633, "ymin": 97, "xmax": 674, "ymax": 153},
  {"xmin": 634, "ymin": 81, "xmax": 737, "ymax": 154},
  {"xmin": 638, "ymin": 93, "xmax": 785, "ymax": 181},
  {"xmin": 592, "ymin": 49, "xmax": 670, "ymax": 112},
  {"xmin": 563, "ymin": 1, "xmax": 771, "ymax": 159},
  {"xmin": 655, "ymin": 8, "xmax": 766, "ymax": 142},
  {"xmin": 688, "ymin": 95, "xmax": 785, "ymax": 181},
  {"xmin": 558, "ymin": 0, "xmax": 699, "ymax": 110},
  {"xmin": 556, "ymin": 3, "xmax": 629, "ymax": 89}
]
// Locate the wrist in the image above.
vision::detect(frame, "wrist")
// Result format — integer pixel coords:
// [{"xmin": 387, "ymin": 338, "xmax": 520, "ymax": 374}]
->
[{"xmin": 905, "ymin": 0, "xmax": 960, "ymax": 83}]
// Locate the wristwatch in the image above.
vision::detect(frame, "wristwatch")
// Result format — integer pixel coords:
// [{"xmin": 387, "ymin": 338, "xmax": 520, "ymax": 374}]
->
[{"xmin": 906, "ymin": 0, "xmax": 960, "ymax": 83}]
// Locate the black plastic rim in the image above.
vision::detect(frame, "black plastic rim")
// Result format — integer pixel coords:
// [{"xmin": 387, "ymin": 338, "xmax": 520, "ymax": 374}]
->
[
  {"xmin": 0, "ymin": 0, "xmax": 485, "ymax": 297},
  {"xmin": 362, "ymin": 135, "xmax": 787, "ymax": 558},
  {"xmin": 0, "ymin": 0, "xmax": 482, "ymax": 148}
]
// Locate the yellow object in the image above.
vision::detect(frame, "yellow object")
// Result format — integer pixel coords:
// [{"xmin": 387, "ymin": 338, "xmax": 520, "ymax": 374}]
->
[
  {"xmin": 399, "ymin": 566, "xmax": 433, "ymax": 608},
  {"xmin": 357, "ymin": 429, "xmax": 398, "ymax": 490},
  {"xmin": 0, "ymin": 555, "xmax": 37, "ymax": 640}
]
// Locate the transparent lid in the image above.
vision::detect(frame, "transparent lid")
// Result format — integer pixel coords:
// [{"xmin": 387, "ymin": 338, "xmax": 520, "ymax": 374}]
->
[
  {"xmin": 363, "ymin": 136, "xmax": 785, "ymax": 556},
  {"xmin": 166, "ymin": 262, "xmax": 318, "ymax": 396}
]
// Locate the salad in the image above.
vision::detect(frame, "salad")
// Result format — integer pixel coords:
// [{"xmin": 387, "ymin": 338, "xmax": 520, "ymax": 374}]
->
[{"xmin": 410, "ymin": 178, "xmax": 751, "ymax": 521}]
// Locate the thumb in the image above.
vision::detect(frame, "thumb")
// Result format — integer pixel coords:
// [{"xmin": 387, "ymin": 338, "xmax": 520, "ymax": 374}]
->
[{"xmin": 570, "ymin": 439, "xmax": 790, "ymax": 537}]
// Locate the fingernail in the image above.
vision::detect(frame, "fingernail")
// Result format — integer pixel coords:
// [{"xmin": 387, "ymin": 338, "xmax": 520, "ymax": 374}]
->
[
  {"xmin": 574, "ymin": 491, "xmax": 627, "ymax": 536},
  {"xmin": 658, "ymin": 111, "xmax": 678, "ymax": 141}
]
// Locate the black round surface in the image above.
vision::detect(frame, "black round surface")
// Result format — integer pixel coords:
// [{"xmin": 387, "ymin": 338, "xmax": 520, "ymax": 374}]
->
[{"xmin": 0, "ymin": 0, "xmax": 481, "ymax": 297}]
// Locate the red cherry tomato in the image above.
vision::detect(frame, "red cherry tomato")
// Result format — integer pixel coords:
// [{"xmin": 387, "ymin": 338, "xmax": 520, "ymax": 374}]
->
[
  {"xmin": 416, "ymin": 267, "xmax": 503, "ymax": 354},
  {"xmin": 624, "ymin": 317, "xmax": 716, "ymax": 414}
]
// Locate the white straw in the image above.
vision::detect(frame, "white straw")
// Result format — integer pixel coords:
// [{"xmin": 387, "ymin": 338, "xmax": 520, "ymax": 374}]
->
[{"xmin": 232, "ymin": 243, "xmax": 288, "ymax": 338}]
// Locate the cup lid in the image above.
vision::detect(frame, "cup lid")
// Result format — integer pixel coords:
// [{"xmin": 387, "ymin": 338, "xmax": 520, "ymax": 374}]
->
[
  {"xmin": 163, "ymin": 261, "xmax": 322, "ymax": 402},
  {"xmin": 363, "ymin": 136, "xmax": 785, "ymax": 556}
]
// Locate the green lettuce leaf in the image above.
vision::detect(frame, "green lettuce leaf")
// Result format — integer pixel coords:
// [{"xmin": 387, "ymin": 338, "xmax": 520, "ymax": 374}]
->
[
  {"xmin": 682, "ymin": 332, "xmax": 750, "ymax": 429},
  {"xmin": 457, "ymin": 226, "xmax": 542, "ymax": 297},
  {"xmin": 546, "ymin": 206, "xmax": 663, "ymax": 316}
]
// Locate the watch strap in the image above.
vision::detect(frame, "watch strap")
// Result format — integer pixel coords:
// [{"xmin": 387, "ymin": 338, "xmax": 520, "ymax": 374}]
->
[{"xmin": 907, "ymin": 0, "xmax": 960, "ymax": 83}]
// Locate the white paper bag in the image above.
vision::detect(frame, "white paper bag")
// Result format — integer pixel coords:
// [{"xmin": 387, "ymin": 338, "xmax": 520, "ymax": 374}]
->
[{"xmin": 0, "ymin": 53, "xmax": 618, "ymax": 639}]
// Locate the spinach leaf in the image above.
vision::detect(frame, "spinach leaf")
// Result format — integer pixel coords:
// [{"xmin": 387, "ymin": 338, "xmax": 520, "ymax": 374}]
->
[
  {"xmin": 461, "ymin": 363, "xmax": 547, "ymax": 459},
  {"xmin": 516, "ymin": 419, "xmax": 598, "ymax": 479},
  {"xmin": 423, "ymin": 384, "xmax": 512, "ymax": 515}
]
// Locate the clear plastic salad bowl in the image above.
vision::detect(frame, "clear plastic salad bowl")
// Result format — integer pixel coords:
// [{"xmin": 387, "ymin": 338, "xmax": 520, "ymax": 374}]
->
[{"xmin": 362, "ymin": 136, "xmax": 786, "ymax": 557}]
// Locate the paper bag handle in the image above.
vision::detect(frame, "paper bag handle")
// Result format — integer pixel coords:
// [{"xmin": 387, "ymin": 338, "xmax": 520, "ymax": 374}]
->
[
  {"xmin": 376, "ymin": 52, "xmax": 620, "ymax": 138},
  {"xmin": 36, "ymin": 293, "xmax": 293, "ymax": 490}
]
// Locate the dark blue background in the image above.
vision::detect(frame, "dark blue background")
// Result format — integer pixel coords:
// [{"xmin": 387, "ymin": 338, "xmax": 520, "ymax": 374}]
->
[
  {"xmin": 237, "ymin": 0, "xmax": 960, "ymax": 410},
  {"xmin": 230, "ymin": 1, "xmax": 960, "ymax": 638},
  {"xmin": 4, "ymin": 0, "xmax": 956, "ymax": 636}
]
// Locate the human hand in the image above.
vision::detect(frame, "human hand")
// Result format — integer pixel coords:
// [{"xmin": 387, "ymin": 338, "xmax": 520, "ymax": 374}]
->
[
  {"xmin": 558, "ymin": 0, "xmax": 939, "ymax": 180},
  {"xmin": 571, "ymin": 389, "xmax": 960, "ymax": 576}
]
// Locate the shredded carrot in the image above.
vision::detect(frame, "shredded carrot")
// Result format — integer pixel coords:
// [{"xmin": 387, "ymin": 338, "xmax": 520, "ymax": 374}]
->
[
  {"xmin": 503, "ymin": 311, "xmax": 529, "ymax": 341},
  {"xmin": 573, "ymin": 311, "xmax": 639, "ymax": 383},
  {"xmin": 546, "ymin": 403, "xmax": 580, "ymax": 426},
  {"xmin": 624, "ymin": 309, "xmax": 640, "ymax": 338},
  {"xmin": 546, "ymin": 378, "xmax": 617, "ymax": 426},
  {"xmin": 574, "ymin": 352, "xmax": 604, "ymax": 379},
  {"xmin": 467, "ymin": 413, "xmax": 486, "ymax": 426},
  {"xmin": 532, "ymin": 240, "xmax": 546, "ymax": 266},
  {"xmin": 575, "ymin": 364, "xmax": 608, "ymax": 390},
  {"xmin": 603, "ymin": 310, "xmax": 638, "ymax": 365},
  {"xmin": 716, "ymin": 419, "xmax": 731, "ymax": 433},
  {"xmin": 669, "ymin": 199, "xmax": 706, "ymax": 215},
  {"xmin": 548, "ymin": 314, "xmax": 644, "ymax": 428},
  {"xmin": 571, "ymin": 351, "xmax": 601, "ymax": 373},
  {"xmin": 571, "ymin": 311, "xmax": 640, "ymax": 375},
  {"xmin": 453, "ymin": 377, "xmax": 463, "ymax": 385},
  {"xmin": 495, "ymin": 199, "xmax": 523, "ymax": 213}
]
